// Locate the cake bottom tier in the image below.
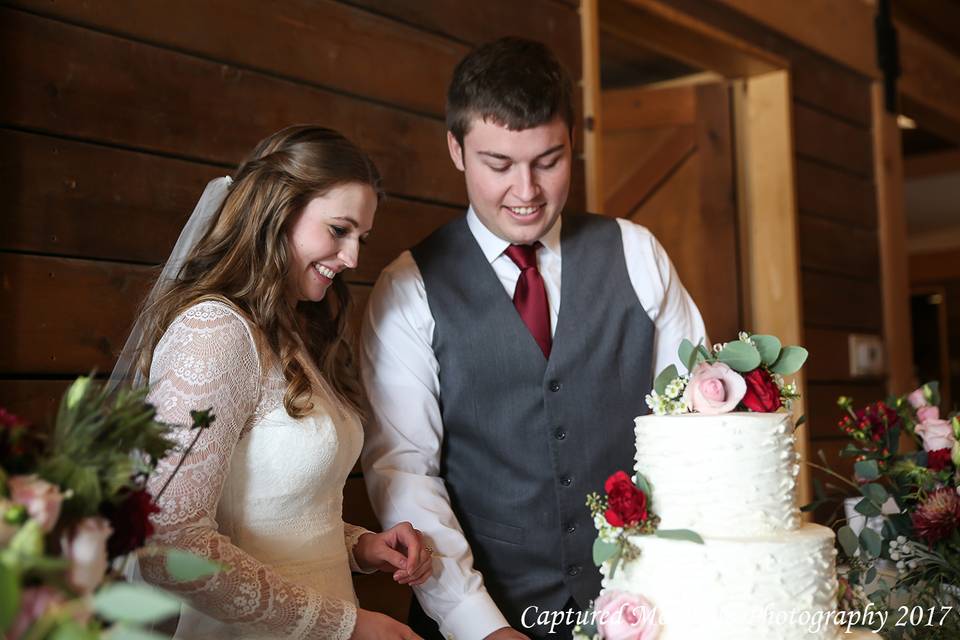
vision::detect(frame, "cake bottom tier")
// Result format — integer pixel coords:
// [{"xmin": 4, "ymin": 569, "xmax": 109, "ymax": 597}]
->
[{"xmin": 602, "ymin": 523, "xmax": 844, "ymax": 639}]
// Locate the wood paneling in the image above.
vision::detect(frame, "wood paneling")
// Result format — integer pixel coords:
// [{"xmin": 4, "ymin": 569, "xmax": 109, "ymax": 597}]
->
[
  {"xmin": 798, "ymin": 216, "xmax": 880, "ymax": 280},
  {"xmin": 795, "ymin": 158, "xmax": 876, "ymax": 229},
  {"xmin": 0, "ymin": 379, "xmax": 72, "ymax": 427},
  {"xmin": 10, "ymin": 0, "xmax": 464, "ymax": 118},
  {"xmin": 0, "ymin": 128, "xmax": 463, "ymax": 279},
  {"xmin": 0, "ymin": 8, "xmax": 464, "ymax": 205},
  {"xmin": 910, "ymin": 248, "xmax": 960, "ymax": 283},
  {"xmin": 794, "ymin": 103, "xmax": 874, "ymax": 177},
  {"xmin": 802, "ymin": 270, "xmax": 883, "ymax": 332},
  {"xmin": 791, "ymin": 62, "xmax": 872, "ymax": 127},
  {"xmin": 602, "ymin": 85, "xmax": 697, "ymax": 131}
]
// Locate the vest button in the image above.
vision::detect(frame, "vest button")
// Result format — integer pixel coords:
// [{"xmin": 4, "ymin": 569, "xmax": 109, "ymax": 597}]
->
[
  {"xmin": 549, "ymin": 380, "xmax": 561, "ymax": 392},
  {"xmin": 567, "ymin": 565, "xmax": 581, "ymax": 577},
  {"xmin": 560, "ymin": 476, "xmax": 572, "ymax": 487},
  {"xmin": 566, "ymin": 523, "xmax": 576, "ymax": 534},
  {"xmin": 554, "ymin": 427, "xmax": 566, "ymax": 440}
]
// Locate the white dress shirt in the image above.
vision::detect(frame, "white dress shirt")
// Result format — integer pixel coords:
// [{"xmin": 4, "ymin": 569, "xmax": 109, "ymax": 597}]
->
[{"xmin": 360, "ymin": 208, "xmax": 706, "ymax": 640}]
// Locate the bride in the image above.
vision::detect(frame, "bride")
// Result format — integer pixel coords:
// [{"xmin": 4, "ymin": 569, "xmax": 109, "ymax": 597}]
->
[{"xmin": 117, "ymin": 125, "xmax": 431, "ymax": 639}]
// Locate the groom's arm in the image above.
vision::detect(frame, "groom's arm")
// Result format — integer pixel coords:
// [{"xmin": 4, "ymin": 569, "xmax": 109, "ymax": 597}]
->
[{"xmin": 360, "ymin": 251, "xmax": 513, "ymax": 640}]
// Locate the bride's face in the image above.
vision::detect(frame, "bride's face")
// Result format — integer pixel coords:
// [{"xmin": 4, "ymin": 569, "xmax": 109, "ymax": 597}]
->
[{"xmin": 286, "ymin": 182, "xmax": 377, "ymax": 303}]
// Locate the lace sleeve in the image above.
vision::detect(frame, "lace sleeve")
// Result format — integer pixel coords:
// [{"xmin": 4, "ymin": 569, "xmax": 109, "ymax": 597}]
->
[
  {"xmin": 343, "ymin": 523, "xmax": 375, "ymax": 574},
  {"xmin": 139, "ymin": 302, "xmax": 357, "ymax": 640}
]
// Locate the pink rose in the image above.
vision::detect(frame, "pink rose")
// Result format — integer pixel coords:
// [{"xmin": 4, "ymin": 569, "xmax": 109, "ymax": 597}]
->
[
  {"xmin": 682, "ymin": 363, "xmax": 746, "ymax": 415},
  {"xmin": 6, "ymin": 586, "xmax": 66, "ymax": 640},
  {"xmin": 917, "ymin": 406, "xmax": 940, "ymax": 423},
  {"xmin": 908, "ymin": 388, "xmax": 929, "ymax": 409},
  {"xmin": 595, "ymin": 591, "xmax": 660, "ymax": 640},
  {"xmin": 916, "ymin": 419, "xmax": 956, "ymax": 453},
  {"xmin": 8, "ymin": 475, "xmax": 63, "ymax": 533},
  {"xmin": 62, "ymin": 517, "xmax": 113, "ymax": 594}
]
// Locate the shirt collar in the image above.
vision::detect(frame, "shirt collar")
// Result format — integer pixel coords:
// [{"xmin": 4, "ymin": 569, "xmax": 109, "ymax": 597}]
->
[{"xmin": 466, "ymin": 206, "xmax": 563, "ymax": 264}]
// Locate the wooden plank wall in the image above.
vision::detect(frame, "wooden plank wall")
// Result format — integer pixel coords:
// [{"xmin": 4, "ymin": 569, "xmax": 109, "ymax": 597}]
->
[{"xmin": 0, "ymin": 0, "xmax": 584, "ymax": 618}]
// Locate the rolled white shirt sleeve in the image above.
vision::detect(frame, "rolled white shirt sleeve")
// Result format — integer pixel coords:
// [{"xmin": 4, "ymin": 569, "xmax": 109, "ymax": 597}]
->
[
  {"xmin": 360, "ymin": 251, "xmax": 510, "ymax": 640},
  {"xmin": 616, "ymin": 218, "xmax": 709, "ymax": 375}
]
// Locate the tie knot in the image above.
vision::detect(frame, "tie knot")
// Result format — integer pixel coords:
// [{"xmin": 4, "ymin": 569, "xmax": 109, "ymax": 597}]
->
[{"xmin": 505, "ymin": 242, "xmax": 541, "ymax": 270}]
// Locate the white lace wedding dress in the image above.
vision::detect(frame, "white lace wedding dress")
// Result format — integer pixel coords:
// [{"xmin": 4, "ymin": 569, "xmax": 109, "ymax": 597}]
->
[{"xmin": 139, "ymin": 300, "xmax": 370, "ymax": 639}]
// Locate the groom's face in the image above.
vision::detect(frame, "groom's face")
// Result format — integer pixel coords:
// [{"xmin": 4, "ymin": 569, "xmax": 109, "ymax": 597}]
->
[{"xmin": 447, "ymin": 115, "xmax": 571, "ymax": 245}]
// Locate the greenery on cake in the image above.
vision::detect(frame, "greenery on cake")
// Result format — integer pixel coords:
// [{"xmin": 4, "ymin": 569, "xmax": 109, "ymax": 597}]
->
[
  {"xmin": 808, "ymin": 382, "xmax": 960, "ymax": 638},
  {"xmin": 644, "ymin": 332, "xmax": 807, "ymax": 416},
  {"xmin": 586, "ymin": 471, "xmax": 702, "ymax": 580}
]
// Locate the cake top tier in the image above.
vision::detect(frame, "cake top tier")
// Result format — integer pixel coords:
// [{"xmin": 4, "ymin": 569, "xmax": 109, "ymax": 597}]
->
[{"xmin": 633, "ymin": 411, "xmax": 801, "ymax": 537}]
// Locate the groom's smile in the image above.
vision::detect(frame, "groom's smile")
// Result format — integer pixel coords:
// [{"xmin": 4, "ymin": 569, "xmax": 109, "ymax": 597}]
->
[{"xmin": 447, "ymin": 114, "xmax": 572, "ymax": 245}]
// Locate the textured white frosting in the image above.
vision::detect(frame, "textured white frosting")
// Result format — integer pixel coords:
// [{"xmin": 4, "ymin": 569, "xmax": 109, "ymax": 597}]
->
[
  {"xmin": 602, "ymin": 524, "xmax": 840, "ymax": 640},
  {"xmin": 633, "ymin": 412, "xmax": 801, "ymax": 536}
]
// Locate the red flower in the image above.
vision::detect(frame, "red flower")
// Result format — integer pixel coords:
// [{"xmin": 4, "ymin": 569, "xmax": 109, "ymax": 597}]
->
[
  {"xmin": 838, "ymin": 402, "xmax": 900, "ymax": 452},
  {"xmin": 911, "ymin": 487, "xmax": 960, "ymax": 545},
  {"xmin": 103, "ymin": 489, "xmax": 161, "ymax": 557},
  {"xmin": 604, "ymin": 471, "xmax": 648, "ymax": 527},
  {"xmin": 927, "ymin": 448, "xmax": 953, "ymax": 472},
  {"xmin": 741, "ymin": 369, "xmax": 782, "ymax": 413}
]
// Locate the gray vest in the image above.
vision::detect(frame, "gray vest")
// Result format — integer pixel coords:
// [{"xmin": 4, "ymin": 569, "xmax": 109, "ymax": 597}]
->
[{"xmin": 411, "ymin": 213, "xmax": 654, "ymax": 631}]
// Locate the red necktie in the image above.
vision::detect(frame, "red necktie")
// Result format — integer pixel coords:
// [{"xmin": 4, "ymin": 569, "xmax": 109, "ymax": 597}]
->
[{"xmin": 505, "ymin": 242, "xmax": 552, "ymax": 358}]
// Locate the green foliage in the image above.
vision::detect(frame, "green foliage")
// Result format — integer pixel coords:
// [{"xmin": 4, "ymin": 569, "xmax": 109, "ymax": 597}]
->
[
  {"xmin": 859, "ymin": 528, "xmax": 882, "ymax": 557},
  {"xmin": 592, "ymin": 538, "xmax": 617, "ymax": 567},
  {"xmin": 633, "ymin": 473, "xmax": 652, "ymax": 497},
  {"xmin": 653, "ymin": 365, "xmax": 679, "ymax": 395},
  {"xmin": 40, "ymin": 377, "xmax": 174, "ymax": 519},
  {"xmin": 838, "ymin": 526, "xmax": 859, "ymax": 557},
  {"xmin": 770, "ymin": 346, "xmax": 808, "ymax": 375},
  {"xmin": 93, "ymin": 583, "xmax": 181, "ymax": 625},
  {"xmin": 654, "ymin": 529, "xmax": 704, "ymax": 544},
  {"xmin": 751, "ymin": 334, "xmax": 782, "ymax": 366},
  {"xmin": 717, "ymin": 341, "xmax": 761, "ymax": 372},
  {"xmin": 0, "ymin": 561, "xmax": 19, "ymax": 631},
  {"xmin": 854, "ymin": 459, "xmax": 880, "ymax": 481}
]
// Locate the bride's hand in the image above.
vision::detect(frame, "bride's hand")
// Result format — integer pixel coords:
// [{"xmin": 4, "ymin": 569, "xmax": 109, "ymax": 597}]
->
[
  {"xmin": 351, "ymin": 608, "xmax": 422, "ymax": 640},
  {"xmin": 354, "ymin": 522, "xmax": 434, "ymax": 586}
]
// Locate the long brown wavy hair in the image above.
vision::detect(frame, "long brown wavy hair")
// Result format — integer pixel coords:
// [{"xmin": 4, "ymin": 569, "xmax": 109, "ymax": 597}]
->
[{"xmin": 137, "ymin": 125, "xmax": 383, "ymax": 419}]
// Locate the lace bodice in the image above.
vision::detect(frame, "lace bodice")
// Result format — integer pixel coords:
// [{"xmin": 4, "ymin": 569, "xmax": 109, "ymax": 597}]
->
[{"xmin": 140, "ymin": 301, "xmax": 369, "ymax": 639}]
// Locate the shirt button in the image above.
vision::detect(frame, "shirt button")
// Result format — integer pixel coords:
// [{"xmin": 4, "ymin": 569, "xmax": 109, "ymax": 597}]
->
[
  {"xmin": 560, "ymin": 476, "xmax": 572, "ymax": 487},
  {"xmin": 567, "ymin": 565, "xmax": 581, "ymax": 577},
  {"xmin": 549, "ymin": 380, "xmax": 561, "ymax": 392},
  {"xmin": 554, "ymin": 428, "xmax": 566, "ymax": 440}
]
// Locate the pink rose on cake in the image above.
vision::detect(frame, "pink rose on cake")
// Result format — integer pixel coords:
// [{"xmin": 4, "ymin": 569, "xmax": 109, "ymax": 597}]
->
[
  {"xmin": 594, "ymin": 591, "xmax": 660, "ymax": 640},
  {"xmin": 682, "ymin": 363, "xmax": 746, "ymax": 415}
]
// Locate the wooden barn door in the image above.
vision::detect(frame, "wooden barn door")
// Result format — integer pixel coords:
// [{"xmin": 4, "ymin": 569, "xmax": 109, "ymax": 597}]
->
[{"xmin": 601, "ymin": 81, "xmax": 740, "ymax": 341}]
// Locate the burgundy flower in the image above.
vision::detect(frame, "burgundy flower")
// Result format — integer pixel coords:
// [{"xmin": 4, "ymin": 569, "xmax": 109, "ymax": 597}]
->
[
  {"xmin": 103, "ymin": 489, "xmax": 161, "ymax": 557},
  {"xmin": 838, "ymin": 401, "xmax": 900, "ymax": 453},
  {"xmin": 741, "ymin": 369, "xmax": 782, "ymax": 413},
  {"xmin": 911, "ymin": 487, "xmax": 960, "ymax": 545},
  {"xmin": 927, "ymin": 448, "xmax": 953, "ymax": 472},
  {"xmin": 604, "ymin": 471, "xmax": 648, "ymax": 527}
]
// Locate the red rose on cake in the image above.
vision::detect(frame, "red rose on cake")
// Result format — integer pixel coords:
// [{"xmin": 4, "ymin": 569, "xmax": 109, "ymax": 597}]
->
[
  {"xmin": 604, "ymin": 471, "xmax": 648, "ymax": 527},
  {"xmin": 741, "ymin": 369, "xmax": 782, "ymax": 413}
]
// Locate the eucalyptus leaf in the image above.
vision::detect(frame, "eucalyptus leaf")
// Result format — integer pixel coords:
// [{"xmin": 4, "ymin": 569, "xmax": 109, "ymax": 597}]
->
[
  {"xmin": 93, "ymin": 583, "xmax": 181, "ymax": 624},
  {"xmin": 0, "ymin": 561, "xmax": 19, "ymax": 631},
  {"xmin": 770, "ymin": 346, "xmax": 808, "ymax": 375},
  {"xmin": 633, "ymin": 473, "xmax": 652, "ymax": 497},
  {"xmin": 716, "ymin": 341, "xmax": 762, "ymax": 372},
  {"xmin": 653, "ymin": 365, "xmax": 679, "ymax": 396},
  {"xmin": 695, "ymin": 344, "xmax": 712, "ymax": 363},
  {"xmin": 860, "ymin": 528, "xmax": 882, "ymax": 557},
  {"xmin": 838, "ymin": 526, "xmax": 859, "ymax": 557},
  {"xmin": 49, "ymin": 621, "xmax": 97, "ymax": 640},
  {"xmin": 751, "ymin": 335, "xmax": 782, "ymax": 366},
  {"xmin": 865, "ymin": 566, "xmax": 877, "ymax": 584},
  {"xmin": 106, "ymin": 626, "xmax": 173, "ymax": 640},
  {"xmin": 165, "ymin": 548, "xmax": 224, "ymax": 582},
  {"xmin": 795, "ymin": 415, "xmax": 807, "ymax": 428},
  {"xmin": 678, "ymin": 339, "xmax": 695, "ymax": 373},
  {"xmin": 592, "ymin": 538, "xmax": 618, "ymax": 567},
  {"xmin": 860, "ymin": 483, "xmax": 889, "ymax": 505},
  {"xmin": 654, "ymin": 529, "xmax": 704, "ymax": 544},
  {"xmin": 854, "ymin": 497, "xmax": 882, "ymax": 517},
  {"xmin": 854, "ymin": 460, "xmax": 880, "ymax": 481}
]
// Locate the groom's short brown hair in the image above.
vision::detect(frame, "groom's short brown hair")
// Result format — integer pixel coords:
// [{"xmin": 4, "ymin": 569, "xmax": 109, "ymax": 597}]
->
[{"xmin": 446, "ymin": 37, "xmax": 575, "ymax": 146}]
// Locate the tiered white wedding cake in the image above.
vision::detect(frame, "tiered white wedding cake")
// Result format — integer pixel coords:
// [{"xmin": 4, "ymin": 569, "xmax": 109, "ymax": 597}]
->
[
  {"xmin": 577, "ymin": 334, "xmax": 881, "ymax": 639},
  {"xmin": 602, "ymin": 412, "xmax": 842, "ymax": 639}
]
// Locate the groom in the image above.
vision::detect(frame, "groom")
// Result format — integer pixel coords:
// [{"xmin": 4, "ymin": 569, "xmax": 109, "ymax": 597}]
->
[{"xmin": 361, "ymin": 37, "xmax": 706, "ymax": 640}]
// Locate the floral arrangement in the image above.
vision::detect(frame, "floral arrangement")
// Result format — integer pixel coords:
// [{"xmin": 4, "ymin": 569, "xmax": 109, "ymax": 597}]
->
[
  {"xmin": 644, "ymin": 332, "xmax": 807, "ymax": 416},
  {"xmin": 807, "ymin": 382, "xmax": 960, "ymax": 639},
  {"xmin": 573, "ymin": 471, "xmax": 700, "ymax": 639},
  {"xmin": 1, "ymin": 376, "xmax": 219, "ymax": 639}
]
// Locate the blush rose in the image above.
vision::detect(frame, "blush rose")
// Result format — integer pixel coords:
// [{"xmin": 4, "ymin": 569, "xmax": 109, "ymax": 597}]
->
[{"xmin": 682, "ymin": 363, "xmax": 746, "ymax": 415}]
